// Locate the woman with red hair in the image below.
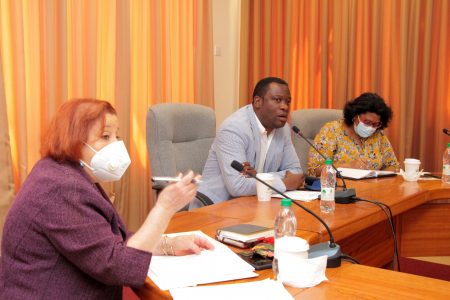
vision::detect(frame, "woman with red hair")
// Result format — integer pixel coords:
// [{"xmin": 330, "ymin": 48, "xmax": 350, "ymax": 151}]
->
[{"xmin": 0, "ymin": 99, "xmax": 213, "ymax": 299}]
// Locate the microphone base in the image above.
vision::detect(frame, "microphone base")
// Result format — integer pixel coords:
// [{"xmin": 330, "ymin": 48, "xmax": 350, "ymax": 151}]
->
[
  {"xmin": 335, "ymin": 189, "xmax": 356, "ymax": 204},
  {"xmin": 308, "ymin": 242, "xmax": 342, "ymax": 268}
]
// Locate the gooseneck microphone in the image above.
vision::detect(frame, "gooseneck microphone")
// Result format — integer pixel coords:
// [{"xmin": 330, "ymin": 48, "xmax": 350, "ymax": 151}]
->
[
  {"xmin": 444, "ymin": 128, "xmax": 450, "ymax": 136},
  {"xmin": 291, "ymin": 126, "xmax": 356, "ymax": 204},
  {"xmin": 231, "ymin": 160, "xmax": 342, "ymax": 268}
]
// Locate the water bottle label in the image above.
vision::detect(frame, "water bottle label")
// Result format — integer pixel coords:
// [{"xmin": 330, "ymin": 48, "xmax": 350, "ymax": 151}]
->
[
  {"xmin": 321, "ymin": 187, "xmax": 335, "ymax": 201},
  {"xmin": 444, "ymin": 164, "xmax": 450, "ymax": 175}
]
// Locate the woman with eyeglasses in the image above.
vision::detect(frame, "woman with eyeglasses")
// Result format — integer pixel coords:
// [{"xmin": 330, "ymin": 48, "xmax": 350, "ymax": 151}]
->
[{"xmin": 307, "ymin": 92, "xmax": 400, "ymax": 177}]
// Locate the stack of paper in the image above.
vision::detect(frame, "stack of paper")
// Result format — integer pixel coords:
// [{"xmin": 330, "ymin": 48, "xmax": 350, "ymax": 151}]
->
[
  {"xmin": 148, "ymin": 231, "xmax": 258, "ymax": 290},
  {"xmin": 273, "ymin": 190, "xmax": 321, "ymax": 201},
  {"xmin": 170, "ymin": 279, "xmax": 294, "ymax": 300}
]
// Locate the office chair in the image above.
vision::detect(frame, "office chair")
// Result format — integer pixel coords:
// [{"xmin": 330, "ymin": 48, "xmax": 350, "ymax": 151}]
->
[
  {"xmin": 291, "ymin": 109, "xmax": 343, "ymax": 172},
  {"xmin": 146, "ymin": 103, "xmax": 216, "ymax": 209}
]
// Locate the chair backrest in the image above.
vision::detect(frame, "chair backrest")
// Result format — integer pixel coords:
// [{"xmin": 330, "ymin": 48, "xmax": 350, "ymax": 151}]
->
[
  {"xmin": 291, "ymin": 109, "xmax": 343, "ymax": 172},
  {"xmin": 146, "ymin": 103, "xmax": 216, "ymax": 177}
]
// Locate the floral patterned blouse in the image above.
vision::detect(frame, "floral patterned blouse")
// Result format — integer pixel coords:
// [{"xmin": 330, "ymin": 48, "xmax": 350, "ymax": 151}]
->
[{"xmin": 307, "ymin": 120, "xmax": 400, "ymax": 176}]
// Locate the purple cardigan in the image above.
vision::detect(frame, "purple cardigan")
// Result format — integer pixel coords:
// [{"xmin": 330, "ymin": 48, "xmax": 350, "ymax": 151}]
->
[{"xmin": 0, "ymin": 158, "xmax": 152, "ymax": 299}]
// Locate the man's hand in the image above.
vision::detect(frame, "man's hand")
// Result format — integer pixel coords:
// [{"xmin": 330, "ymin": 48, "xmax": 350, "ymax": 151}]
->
[
  {"xmin": 283, "ymin": 171, "xmax": 305, "ymax": 190},
  {"xmin": 241, "ymin": 161, "xmax": 257, "ymax": 177}
]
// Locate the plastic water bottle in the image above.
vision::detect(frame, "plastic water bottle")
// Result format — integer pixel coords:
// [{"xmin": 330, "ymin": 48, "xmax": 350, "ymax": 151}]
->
[
  {"xmin": 443, "ymin": 143, "xmax": 450, "ymax": 184},
  {"xmin": 320, "ymin": 159, "xmax": 336, "ymax": 213},
  {"xmin": 273, "ymin": 198, "xmax": 297, "ymax": 280}
]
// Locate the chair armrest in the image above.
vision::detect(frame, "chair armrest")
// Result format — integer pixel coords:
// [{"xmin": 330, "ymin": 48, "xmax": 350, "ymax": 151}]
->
[
  {"xmin": 195, "ymin": 191, "xmax": 214, "ymax": 206},
  {"xmin": 152, "ymin": 182, "xmax": 168, "ymax": 191}
]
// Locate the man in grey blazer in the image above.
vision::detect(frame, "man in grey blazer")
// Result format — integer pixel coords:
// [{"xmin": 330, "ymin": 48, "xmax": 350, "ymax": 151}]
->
[{"xmin": 191, "ymin": 77, "xmax": 304, "ymax": 208}]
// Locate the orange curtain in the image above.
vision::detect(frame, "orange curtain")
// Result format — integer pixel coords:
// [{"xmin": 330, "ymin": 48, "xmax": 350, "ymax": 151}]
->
[
  {"xmin": 0, "ymin": 0, "xmax": 213, "ymax": 231},
  {"xmin": 0, "ymin": 42, "xmax": 15, "ymax": 248},
  {"xmin": 240, "ymin": 0, "xmax": 450, "ymax": 172}
]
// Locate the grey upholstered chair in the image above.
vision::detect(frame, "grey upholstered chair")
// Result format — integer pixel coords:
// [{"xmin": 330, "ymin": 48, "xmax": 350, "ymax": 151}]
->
[
  {"xmin": 146, "ymin": 103, "xmax": 216, "ymax": 208},
  {"xmin": 291, "ymin": 109, "xmax": 343, "ymax": 172}
]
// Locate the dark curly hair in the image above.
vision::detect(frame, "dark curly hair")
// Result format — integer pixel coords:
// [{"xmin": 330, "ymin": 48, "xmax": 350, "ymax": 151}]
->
[
  {"xmin": 343, "ymin": 93, "xmax": 392, "ymax": 129},
  {"xmin": 252, "ymin": 77, "xmax": 289, "ymax": 100}
]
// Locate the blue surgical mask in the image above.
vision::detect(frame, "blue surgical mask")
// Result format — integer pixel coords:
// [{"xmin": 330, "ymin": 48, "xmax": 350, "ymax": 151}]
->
[{"xmin": 354, "ymin": 117, "xmax": 377, "ymax": 138}]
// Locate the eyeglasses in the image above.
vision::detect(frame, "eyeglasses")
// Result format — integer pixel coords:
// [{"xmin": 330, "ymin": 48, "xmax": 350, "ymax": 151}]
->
[{"xmin": 358, "ymin": 115, "xmax": 381, "ymax": 128}]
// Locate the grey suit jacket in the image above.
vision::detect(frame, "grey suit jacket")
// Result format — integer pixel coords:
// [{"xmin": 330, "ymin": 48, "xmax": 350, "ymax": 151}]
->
[{"xmin": 193, "ymin": 105, "xmax": 302, "ymax": 207}]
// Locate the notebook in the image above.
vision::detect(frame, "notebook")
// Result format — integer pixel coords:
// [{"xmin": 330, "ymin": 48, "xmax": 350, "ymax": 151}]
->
[
  {"xmin": 337, "ymin": 167, "xmax": 397, "ymax": 180},
  {"xmin": 216, "ymin": 224, "xmax": 274, "ymax": 244}
]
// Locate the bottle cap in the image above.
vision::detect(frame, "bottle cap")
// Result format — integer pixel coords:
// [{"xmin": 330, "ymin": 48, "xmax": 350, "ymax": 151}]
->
[
  {"xmin": 325, "ymin": 159, "xmax": 333, "ymax": 165},
  {"xmin": 281, "ymin": 198, "xmax": 292, "ymax": 207},
  {"xmin": 447, "ymin": 142, "xmax": 450, "ymax": 147}
]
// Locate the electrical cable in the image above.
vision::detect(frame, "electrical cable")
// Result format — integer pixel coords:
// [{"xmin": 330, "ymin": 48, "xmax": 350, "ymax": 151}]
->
[
  {"xmin": 340, "ymin": 254, "xmax": 360, "ymax": 264},
  {"xmin": 356, "ymin": 198, "xmax": 399, "ymax": 271},
  {"xmin": 353, "ymin": 197, "xmax": 400, "ymax": 271}
]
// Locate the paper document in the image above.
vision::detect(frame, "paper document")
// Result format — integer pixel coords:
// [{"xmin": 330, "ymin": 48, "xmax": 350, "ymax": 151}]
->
[
  {"xmin": 170, "ymin": 278, "xmax": 294, "ymax": 300},
  {"xmin": 337, "ymin": 167, "xmax": 396, "ymax": 180},
  {"xmin": 273, "ymin": 190, "xmax": 320, "ymax": 202},
  {"xmin": 148, "ymin": 231, "xmax": 257, "ymax": 290}
]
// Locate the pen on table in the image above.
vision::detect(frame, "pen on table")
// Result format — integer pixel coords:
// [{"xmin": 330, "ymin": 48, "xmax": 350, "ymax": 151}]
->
[{"xmin": 151, "ymin": 176, "xmax": 202, "ymax": 184}]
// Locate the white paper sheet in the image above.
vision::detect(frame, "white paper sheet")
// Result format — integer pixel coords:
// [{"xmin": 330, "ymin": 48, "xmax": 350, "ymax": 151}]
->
[
  {"xmin": 148, "ymin": 231, "xmax": 258, "ymax": 290},
  {"xmin": 170, "ymin": 279, "xmax": 294, "ymax": 300},
  {"xmin": 337, "ymin": 167, "xmax": 395, "ymax": 179},
  {"xmin": 273, "ymin": 190, "xmax": 320, "ymax": 202}
]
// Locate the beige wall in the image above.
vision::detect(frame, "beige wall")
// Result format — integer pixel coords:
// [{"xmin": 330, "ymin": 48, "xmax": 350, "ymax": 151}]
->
[{"xmin": 212, "ymin": 0, "xmax": 241, "ymax": 127}]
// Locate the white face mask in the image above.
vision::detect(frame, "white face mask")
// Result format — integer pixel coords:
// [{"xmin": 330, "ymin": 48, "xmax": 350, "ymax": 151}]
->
[
  {"xmin": 80, "ymin": 140, "xmax": 131, "ymax": 182},
  {"xmin": 354, "ymin": 116, "xmax": 377, "ymax": 138}
]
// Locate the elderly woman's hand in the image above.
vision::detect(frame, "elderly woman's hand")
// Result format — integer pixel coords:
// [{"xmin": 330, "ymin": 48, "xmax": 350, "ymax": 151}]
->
[
  {"xmin": 156, "ymin": 171, "xmax": 200, "ymax": 214},
  {"xmin": 126, "ymin": 172, "xmax": 203, "ymax": 254},
  {"xmin": 161, "ymin": 234, "xmax": 215, "ymax": 256}
]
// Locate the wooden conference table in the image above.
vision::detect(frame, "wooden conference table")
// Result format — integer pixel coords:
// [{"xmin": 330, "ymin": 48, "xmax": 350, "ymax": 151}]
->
[{"xmin": 137, "ymin": 176, "xmax": 450, "ymax": 299}]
